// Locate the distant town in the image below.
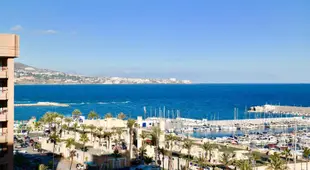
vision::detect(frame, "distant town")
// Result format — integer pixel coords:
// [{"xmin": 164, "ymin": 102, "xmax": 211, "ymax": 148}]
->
[{"xmin": 14, "ymin": 62, "xmax": 192, "ymax": 85}]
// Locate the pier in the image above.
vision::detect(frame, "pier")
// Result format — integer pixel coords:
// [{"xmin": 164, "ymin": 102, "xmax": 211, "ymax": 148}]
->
[
  {"xmin": 249, "ymin": 104, "xmax": 310, "ymax": 116},
  {"xmin": 207, "ymin": 117, "xmax": 303, "ymax": 126}
]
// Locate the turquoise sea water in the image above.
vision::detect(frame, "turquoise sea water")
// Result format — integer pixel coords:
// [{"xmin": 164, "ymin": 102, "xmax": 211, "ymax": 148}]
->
[{"xmin": 15, "ymin": 84, "xmax": 310, "ymax": 120}]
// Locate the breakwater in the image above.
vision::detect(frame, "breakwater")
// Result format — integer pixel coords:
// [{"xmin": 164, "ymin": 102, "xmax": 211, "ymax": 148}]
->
[{"xmin": 248, "ymin": 104, "xmax": 310, "ymax": 116}]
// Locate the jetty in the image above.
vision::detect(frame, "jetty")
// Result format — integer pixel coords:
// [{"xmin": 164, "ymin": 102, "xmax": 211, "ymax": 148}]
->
[{"xmin": 248, "ymin": 104, "xmax": 310, "ymax": 116}]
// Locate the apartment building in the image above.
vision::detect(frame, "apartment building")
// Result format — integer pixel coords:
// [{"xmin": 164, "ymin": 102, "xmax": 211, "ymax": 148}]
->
[{"xmin": 0, "ymin": 34, "xmax": 19, "ymax": 170}]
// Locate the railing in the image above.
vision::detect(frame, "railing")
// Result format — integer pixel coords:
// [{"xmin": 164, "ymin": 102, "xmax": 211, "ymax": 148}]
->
[
  {"xmin": 0, "ymin": 109, "xmax": 7, "ymax": 121},
  {"xmin": 0, "ymin": 133, "xmax": 7, "ymax": 143},
  {"xmin": 0, "ymin": 88, "xmax": 8, "ymax": 100},
  {"xmin": 0, "ymin": 67, "xmax": 8, "ymax": 78}
]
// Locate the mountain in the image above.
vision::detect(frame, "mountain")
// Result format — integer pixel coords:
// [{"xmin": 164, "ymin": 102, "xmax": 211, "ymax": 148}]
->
[{"xmin": 14, "ymin": 62, "xmax": 191, "ymax": 84}]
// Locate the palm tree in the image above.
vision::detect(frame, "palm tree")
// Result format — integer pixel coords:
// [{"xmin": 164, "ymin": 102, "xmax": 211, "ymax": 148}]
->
[
  {"xmin": 159, "ymin": 147, "xmax": 168, "ymax": 169},
  {"xmin": 114, "ymin": 127, "xmax": 124, "ymax": 146},
  {"xmin": 80, "ymin": 124, "xmax": 87, "ymax": 132},
  {"xmin": 69, "ymin": 150, "xmax": 77, "ymax": 170},
  {"xmin": 235, "ymin": 160, "xmax": 253, "ymax": 170},
  {"xmin": 281, "ymin": 148, "xmax": 291, "ymax": 165},
  {"xmin": 87, "ymin": 124, "xmax": 96, "ymax": 143},
  {"xmin": 40, "ymin": 112, "xmax": 58, "ymax": 132},
  {"xmin": 65, "ymin": 138, "xmax": 75, "ymax": 170},
  {"xmin": 33, "ymin": 121, "xmax": 41, "ymax": 131},
  {"xmin": 183, "ymin": 138, "xmax": 193, "ymax": 170},
  {"xmin": 201, "ymin": 142, "xmax": 216, "ymax": 162},
  {"xmin": 87, "ymin": 110, "xmax": 99, "ymax": 120},
  {"xmin": 139, "ymin": 143, "xmax": 148, "ymax": 162},
  {"xmin": 127, "ymin": 119, "xmax": 136, "ymax": 159},
  {"xmin": 103, "ymin": 131, "xmax": 113, "ymax": 150},
  {"xmin": 61, "ymin": 124, "xmax": 68, "ymax": 137},
  {"xmin": 267, "ymin": 152, "xmax": 288, "ymax": 170},
  {"xmin": 249, "ymin": 152, "xmax": 260, "ymax": 170},
  {"xmin": 72, "ymin": 109, "xmax": 82, "ymax": 119},
  {"xmin": 72, "ymin": 122, "xmax": 79, "ymax": 138},
  {"xmin": 38, "ymin": 164, "xmax": 49, "ymax": 170},
  {"xmin": 220, "ymin": 152, "xmax": 233, "ymax": 170},
  {"xmin": 195, "ymin": 156, "xmax": 208, "ymax": 170},
  {"xmin": 96, "ymin": 127, "xmax": 103, "ymax": 147},
  {"xmin": 140, "ymin": 131, "xmax": 149, "ymax": 146},
  {"xmin": 64, "ymin": 117, "xmax": 72, "ymax": 126},
  {"xmin": 80, "ymin": 133, "xmax": 90, "ymax": 164},
  {"xmin": 117, "ymin": 112, "xmax": 126, "ymax": 120},
  {"xmin": 303, "ymin": 147, "xmax": 310, "ymax": 170},
  {"xmin": 151, "ymin": 126, "xmax": 163, "ymax": 165},
  {"xmin": 49, "ymin": 133, "xmax": 60, "ymax": 170},
  {"xmin": 166, "ymin": 134, "xmax": 177, "ymax": 170},
  {"xmin": 105, "ymin": 113, "xmax": 113, "ymax": 119}
]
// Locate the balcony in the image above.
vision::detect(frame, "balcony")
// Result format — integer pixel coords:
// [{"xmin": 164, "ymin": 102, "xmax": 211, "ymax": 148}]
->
[
  {"xmin": 0, "ymin": 88, "xmax": 8, "ymax": 100},
  {"xmin": 0, "ymin": 109, "xmax": 7, "ymax": 122},
  {"xmin": 0, "ymin": 133, "xmax": 7, "ymax": 143},
  {"xmin": 0, "ymin": 67, "xmax": 7, "ymax": 78}
]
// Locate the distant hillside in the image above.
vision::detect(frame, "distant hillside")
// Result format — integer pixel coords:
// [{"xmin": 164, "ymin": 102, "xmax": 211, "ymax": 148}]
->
[{"xmin": 14, "ymin": 62, "xmax": 191, "ymax": 85}]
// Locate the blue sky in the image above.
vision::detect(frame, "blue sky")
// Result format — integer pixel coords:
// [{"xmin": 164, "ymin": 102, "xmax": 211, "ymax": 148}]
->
[{"xmin": 1, "ymin": 0, "xmax": 309, "ymax": 83}]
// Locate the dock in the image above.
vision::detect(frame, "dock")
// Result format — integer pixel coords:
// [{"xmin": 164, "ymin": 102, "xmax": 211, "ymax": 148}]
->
[{"xmin": 249, "ymin": 104, "xmax": 310, "ymax": 116}]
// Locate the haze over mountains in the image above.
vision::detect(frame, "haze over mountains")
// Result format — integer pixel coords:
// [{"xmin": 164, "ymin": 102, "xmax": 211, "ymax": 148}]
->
[{"xmin": 14, "ymin": 62, "xmax": 191, "ymax": 84}]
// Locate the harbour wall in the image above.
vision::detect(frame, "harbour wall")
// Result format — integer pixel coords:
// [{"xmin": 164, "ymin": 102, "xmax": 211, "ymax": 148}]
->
[{"xmin": 248, "ymin": 104, "xmax": 310, "ymax": 116}]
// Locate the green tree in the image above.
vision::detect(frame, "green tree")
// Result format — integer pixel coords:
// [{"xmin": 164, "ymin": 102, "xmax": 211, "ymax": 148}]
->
[
  {"xmin": 87, "ymin": 111, "xmax": 99, "ymax": 120},
  {"xmin": 183, "ymin": 138, "xmax": 193, "ymax": 170},
  {"xmin": 80, "ymin": 133, "xmax": 90, "ymax": 163},
  {"xmin": 139, "ymin": 144, "xmax": 148, "ymax": 162},
  {"xmin": 64, "ymin": 117, "xmax": 72, "ymax": 126},
  {"xmin": 38, "ymin": 164, "xmax": 49, "ymax": 170},
  {"xmin": 103, "ymin": 131, "xmax": 113, "ymax": 150},
  {"xmin": 220, "ymin": 152, "xmax": 233, "ymax": 170},
  {"xmin": 72, "ymin": 122, "xmax": 79, "ymax": 138},
  {"xmin": 80, "ymin": 124, "xmax": 87, "ymax": 132},
  {"xmin": 303, "ymin": 147, "xmax": 310, "ymax": 170},
  {"xmin": 117, "ymin": 112, "xmax": 126, "ymax": 120},
  {"xmin": 49, "ymin": 133, "xmax": 60, "ymax": 170},
  {"xmin": 166, "ymin": 134, "xmax": 178, "ymax": 170},
  {"xmin": 195, "ymin": 156, "xmax": 209, "ymax": 170},
  {"xmin": 267, "ymin": 152, "xmax": 288, "ymax": 170},
  {"xmin": 114, "ymin": 127, "xmax": 124, "ymax": 146},
  {"xmin": 61, "ymin": 124, "xmax": 68, "ymax": 136},
  {"xmin": 65, "ymin": 138, "xmax": 76, "ymax": 170},
  {"xmin": 96, "ymin": 127, "xmax": 104, "ymax": 147},
  {"xmin": 281, "ymin": 148, "xmax": 291, "ymax": 165},
  {"xmin": 87, "ymin": 124, "xmax": 96, "ymax": 142},
  {"xmin": 201, "ymin": 142, "xmax": 217, "ymax": 162},
  {"xmin": 127, "ymin": 119, "xmax": 136, "ymax": 159},
  {"xmin": 140, "ymin": 131, "xmax": 149, "ymax": 146},
  {"xmin": 235, "ymin": 160, "xmax": 253, "ymax": 170},
  {"xmin": 151, "ymin": 126, "xmax": 162, "ymax": 165},
  {"xmin": 72, "ymin": 109, "xmax": 82, "ymax": 119},
  {"xmin": 33, "ymin": 121, "xmax": 41, "ymax": 131},
  {"xmin": 105, "ymin": 113, "xmax": 113, "ymax": 119}
]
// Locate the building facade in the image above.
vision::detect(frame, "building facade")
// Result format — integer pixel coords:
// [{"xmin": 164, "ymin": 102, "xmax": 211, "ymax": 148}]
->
[{"xmin": 0, "ymin": 34, "xmax": 19, "ymax": 170}]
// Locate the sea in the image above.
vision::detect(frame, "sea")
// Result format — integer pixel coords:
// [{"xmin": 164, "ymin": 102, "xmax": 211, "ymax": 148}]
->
[{"xmin": 15, "ymin": 84, "xmax": 310, "ymax": 121}]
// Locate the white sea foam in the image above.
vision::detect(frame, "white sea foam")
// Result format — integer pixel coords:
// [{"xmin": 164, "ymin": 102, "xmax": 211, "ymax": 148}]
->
[
  {"xmin": 97, "ymin": 101, "xmax": 130, "ymax": 105},
  {"xmin": 14, "ymin": 102, "xmax": 69, "ymax": 107}
]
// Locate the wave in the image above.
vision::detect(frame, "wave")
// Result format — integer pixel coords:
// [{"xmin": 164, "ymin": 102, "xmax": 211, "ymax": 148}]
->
[
  {"xmin": 15, "ymin": 102, "xmax": 69, "ymax": 107},
  {"xmin": 68, "ymin": 102, "xmax": 90, "ymax": 105},
  {"xmin": 98, "ymin": 101, "xmax": 130, "ymax": 105}
]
